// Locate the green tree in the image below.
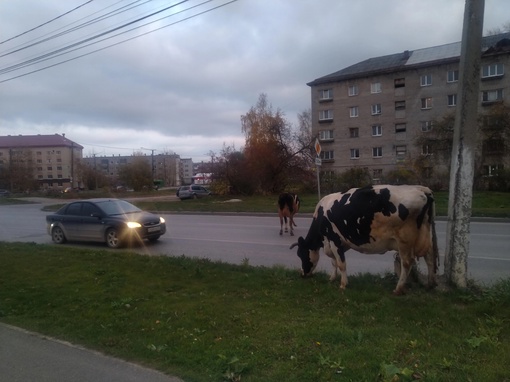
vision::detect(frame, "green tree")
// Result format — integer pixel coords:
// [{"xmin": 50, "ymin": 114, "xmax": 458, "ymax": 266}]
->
[
  {"xmin": 77, "ymin": 160, "xmax": 109, "ymax": 190},
  {"xmin": 118, "ymin": 154, "xmax": 152, "ymax": 192},
  {"xmin": 413, "ymin": 103, "xmax": 510, "ymax": 190},
  {"xmin": 6, "ymin": 149, "xmax": 38, "ymax": 192}
]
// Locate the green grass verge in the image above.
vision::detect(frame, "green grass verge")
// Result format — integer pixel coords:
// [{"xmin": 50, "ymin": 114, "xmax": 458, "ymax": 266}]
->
[
  {"xmin": 7, "ymin": 190, "xmax": 510, "ymax": 218},
  {"xmin": 135, "ymin": 191, "xmax": 510, "ymax": 218},
  {"xmin": 1, "ymin": 242, "xmax": 509, "ymax": 381}
]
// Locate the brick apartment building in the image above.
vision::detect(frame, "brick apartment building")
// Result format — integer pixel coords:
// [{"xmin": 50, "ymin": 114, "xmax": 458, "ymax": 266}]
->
[
  {"xmin": 307, "ymin": 32, "xmax": 510, "ymax": 184},
  {"xmin": 0, "ymin": 134, "xmax": 83, "ymax": 191}
]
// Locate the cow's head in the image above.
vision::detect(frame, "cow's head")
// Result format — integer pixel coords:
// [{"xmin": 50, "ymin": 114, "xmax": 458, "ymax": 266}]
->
[{"xmin": 290, "ymin": 237, "xmax": 319, "ymax": 277}]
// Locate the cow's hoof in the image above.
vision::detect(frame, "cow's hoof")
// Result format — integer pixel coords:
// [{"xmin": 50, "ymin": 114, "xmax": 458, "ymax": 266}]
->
[
  {"xmin": 290, "ymin": 232, "xmax": 294, "ymax": 236},
  {"xmin": 279, "ymin": 231, "xmax": 282, "ymax": 235},
  {"xmin": 392, "ymin": 288, "xmax": 407, "ymax": 296}
]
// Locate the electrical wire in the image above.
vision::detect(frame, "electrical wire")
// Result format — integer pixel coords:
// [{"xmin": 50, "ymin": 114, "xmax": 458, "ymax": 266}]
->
[
  {"xmin": 0, "ymin": 0, "xmax": 94, "ymax": 45},
  {"xmin": 0, "ymin": 0, "xmax": 238, "ymax": 84}
]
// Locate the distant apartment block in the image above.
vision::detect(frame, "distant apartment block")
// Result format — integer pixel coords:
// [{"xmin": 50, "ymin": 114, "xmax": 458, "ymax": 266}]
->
[
  {"xmin": 307, "ymin": 32, "xmax": 510, "ymax": 183},
  {"xmin": 0, "ymin": 134, "xmax": 83, "ymax": 190},
  {"xmin": 82, "ymin": 153, "xmax": 181, "ymax": 187}
]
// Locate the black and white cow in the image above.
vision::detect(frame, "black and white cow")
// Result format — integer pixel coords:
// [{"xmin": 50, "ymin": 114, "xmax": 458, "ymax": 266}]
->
[
  {"xmin": 278, "ymin": 192, "xmax": 300, "ymax": 236},
  {"xmin": 290, "ymin": 185, "xmax": 439, "ymax": 295}
]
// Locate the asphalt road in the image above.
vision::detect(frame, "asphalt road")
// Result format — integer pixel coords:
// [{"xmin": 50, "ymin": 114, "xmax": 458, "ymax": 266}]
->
[{"xmin": 0, "ymin": 200, "xmax": 509, "ymax": 285}]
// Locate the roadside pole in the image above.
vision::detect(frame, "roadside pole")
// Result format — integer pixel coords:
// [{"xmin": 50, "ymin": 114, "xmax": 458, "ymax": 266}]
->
[{"xmin": 315, "ymin": 138, "xmax": 322, "ymax": 201}]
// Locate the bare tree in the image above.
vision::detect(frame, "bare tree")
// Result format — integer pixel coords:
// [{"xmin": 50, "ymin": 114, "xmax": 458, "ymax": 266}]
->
[{"xmin": 240, "ymin": 94, "xmax": 314, "ymax": 193}]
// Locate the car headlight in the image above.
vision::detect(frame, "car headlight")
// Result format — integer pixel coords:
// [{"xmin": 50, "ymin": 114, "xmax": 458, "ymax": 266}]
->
[
  {"xmin": 160, "ymin": 217, "xmax": 165, "ymax": 224},
  {"xmin": 126, "ymin": 222, "xmax": 142, "ymax": 229}
]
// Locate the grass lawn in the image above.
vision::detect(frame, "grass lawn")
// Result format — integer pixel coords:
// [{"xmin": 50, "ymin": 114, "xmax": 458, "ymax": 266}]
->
[
  {"xmin": 136, "ymin": 191, "xmax": 510, "ymax": 218},
  {"xmin": 1, "ymin": 242, "xmax": 509, "ymax": 381},
  {"xmin": 5, "ymin": 189, "xmax": 510, "ymax": 218}
]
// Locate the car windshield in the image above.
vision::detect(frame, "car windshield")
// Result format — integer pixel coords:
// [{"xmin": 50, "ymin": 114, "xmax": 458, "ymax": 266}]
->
[{"xmin": 96, "ymin": 200, "xmax": 141, "ymax": 216}]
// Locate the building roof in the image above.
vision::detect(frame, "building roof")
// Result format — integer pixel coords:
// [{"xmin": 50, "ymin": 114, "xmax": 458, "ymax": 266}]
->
[
  {"xmin": 0, "ymin": 134, "xmax": 83, "ymax": 149},
  {"xmin": 307, "ymin": 32, "xmax": 510, "ymax": 86}
]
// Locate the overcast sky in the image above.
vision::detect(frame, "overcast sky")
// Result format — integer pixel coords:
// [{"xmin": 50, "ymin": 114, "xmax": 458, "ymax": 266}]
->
[{"xmin": 0, "ymin": 0, "xmax": 508, "ymax": 162}]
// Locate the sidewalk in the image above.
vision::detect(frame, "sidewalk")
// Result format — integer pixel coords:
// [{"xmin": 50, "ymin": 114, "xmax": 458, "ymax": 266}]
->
[{"xmin": 0, "ymin": 323, "xmax": 183, "ymax": 382}]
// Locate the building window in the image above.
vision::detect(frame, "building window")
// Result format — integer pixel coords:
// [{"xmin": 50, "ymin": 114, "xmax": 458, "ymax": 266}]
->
[
  {"xmin": 57, "ymin": 166, "xmax": 62, "ymax": 171},
  {"xmin": 371, "ymin": 103, "xmax": 382, "ymax": 115},
  {"xmin": 319, "ymin": 89, "xmax": 333, "ymax": 100},
  {"xmin": 482, "ymin": 89, "xmax": 504, "ymax": 103},
  {"xmin": 321, "ymin": 151, "xmax": 334, "ymax": 160},
  {"xmin": 319, "ymin": 110, "xmax": 333, "ymax": 121},
  {"xmin": 395, "ymin": 100, "xmax": 406, "ymax": 110},
  {"xmin": 349, "ymin": 106, "xmax": 359, "ymax": 118},
  {"xmin": 422, "ymin": 145, "xmax": 432, "ymax": 155},
  {"xmin": 483, "ymin": 164, "xmax": 503, "ymax": 176},
  {"xmin": 348, "ymin": 85, "xmax": 358, "ymax": 96},
  {"xmin": 349, "ymin": 128, "xmax": 359, "ymax": 138},
  {"xmin": 447, "ymin": 94, "xmax": 457, "ymax": 107},
  {"xmin": 421, "ymin": 121, "xmax": 433, "ymax": 132},
  {"xmin": 395, "ymin": 123, "xmax": 406, "ymax": 133},
  {"xmin": 36, "ymin": 151, "xmax": 42, "ymax": 155},
  {"xmin": 447, "ymin": 70, "xmax": 459, "ymax": 82},
  {"xmin": 372, "ymin": 124, "xmax": 382, "ymax": 136},
  {"xmin": 420, "ymin": 74, "xmax": 432, "ymax": 86},
  {"xmin": 350, "ymin": 149, "xmax": 360, "ymax": 159},
  {"xmin": 421, "ymin": 97, "xmax": 433, "ymax": 109},
  {"xmin": 47, "ymin": 166, "xmax": 52, "ymax": 171},
  {"xmin": 319, "ymin": 130, "xmax": 334, "ymax": 141},
  {"xmin": 372, "ymin": 147, "xmax": 382, "ymax": 157},
  {"xmin": 394, "ymin": 78, "xmax": 405, "ymax": 88},
  {"xmin": 396, "ymin": 145, "xmax": 407, "ymax": 158},
  {"xmin": 48, "ymin": 175, "xmax": 53, "ymax": 179},
  {"xmin": 371, "ymin": 82, "xmax": 382, "ymax": 93},
  {"xmin": 482, "ymin": 63, "xmax": 504, "ymax": 78}
]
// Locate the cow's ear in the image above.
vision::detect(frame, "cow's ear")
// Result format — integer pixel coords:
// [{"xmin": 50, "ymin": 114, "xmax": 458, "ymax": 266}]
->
[{"xmin": 298, "ymin": 237, "xmax": 305, "ymax": 245}]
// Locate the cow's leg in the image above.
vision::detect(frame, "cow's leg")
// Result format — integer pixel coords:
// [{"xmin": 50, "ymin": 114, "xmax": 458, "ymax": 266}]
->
[
  {"xmin": 279, "ymin": 214, "xmax": 283, "ymax": 235},
  {"xmin": 289, "ymin": 216, "xmax": 294, "ymax": 236},
  {"xmin": 326, "ymin": 242, "xmax": 348, "ymax": 289},
  {"xmin": 284, "ymin": 216, "xmax": 288, "ymax": 233},
  {"xmin": 394, "ymin": 252, "xmax": 413, "ymax": 295}
]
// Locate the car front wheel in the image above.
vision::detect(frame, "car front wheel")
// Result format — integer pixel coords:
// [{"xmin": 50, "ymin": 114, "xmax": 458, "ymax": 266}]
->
[
  {"xmin": 51, "ymin": 226, "xmax": 67, "ymax": 244},
  {"xmin": 106, "ymin": 228, "xmax": 122, "ymax": 248}
]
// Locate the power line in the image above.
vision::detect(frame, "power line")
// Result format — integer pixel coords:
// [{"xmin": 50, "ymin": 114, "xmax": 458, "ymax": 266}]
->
[
  {"xmin": 0, "ymin": 0, "xmax": 95, "ymax": 45},
  {"xmin": 0, "ymin": 0, "xmax": 189, "ymax": 76},
  {"xmin": 0, "ymin": 0, "xmax": 238, "ymax": 84},
  {"xmin": 0, "ymin": 0, "xmax": 149, "ymax": 59}
]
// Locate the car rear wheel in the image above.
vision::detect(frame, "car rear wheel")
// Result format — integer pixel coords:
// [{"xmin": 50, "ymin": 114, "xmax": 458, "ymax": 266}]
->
[
  {"xmin": 51, "ymin": 226, "xmax": 67, "ymax": 244},
  {"xmin": 106, "ymin": 228, "xmax": 121, "ymax": 248},
  {"xmin": 192, "ymin": 193, "xmax": 198, "ymax": 199}
]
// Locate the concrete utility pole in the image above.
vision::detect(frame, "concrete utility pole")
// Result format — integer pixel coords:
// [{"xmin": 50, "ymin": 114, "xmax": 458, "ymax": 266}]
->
[{"xmin": 444, "ymin": 0, "xmax": 485, "ymax": 288}]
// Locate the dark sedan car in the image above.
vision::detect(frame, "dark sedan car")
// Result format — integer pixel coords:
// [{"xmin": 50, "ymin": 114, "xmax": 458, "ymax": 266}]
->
[{"xmin": 46, "ymin": 198, "xmax": 166, "ymax": 248}]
